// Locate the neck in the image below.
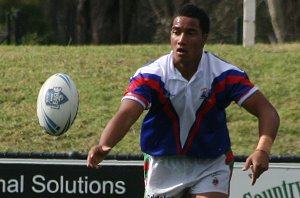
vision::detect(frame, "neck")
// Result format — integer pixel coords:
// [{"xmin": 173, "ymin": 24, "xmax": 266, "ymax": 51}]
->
[
  {"xmin": 172, "ymin": 51, "xmax": 202, "ymax": 81},
  {"xmin": 175, "ymin": 62, "xmax": 198, "ymax": 81}
]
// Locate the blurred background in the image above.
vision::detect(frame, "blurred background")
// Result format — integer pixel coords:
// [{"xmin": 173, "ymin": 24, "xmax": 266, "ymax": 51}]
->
[{"xmin": 0, "ymin": 0, "xmax": 299, "ymax": 45}]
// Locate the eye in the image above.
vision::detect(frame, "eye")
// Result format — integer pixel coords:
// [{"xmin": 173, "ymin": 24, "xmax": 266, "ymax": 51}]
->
[
  {"xmin": 171, "ymin": 28, "xmax": 181, "ymax": 36},
  {"xmin": 186, "ymin": 29, "xmax": 198, "ymax": 36}
]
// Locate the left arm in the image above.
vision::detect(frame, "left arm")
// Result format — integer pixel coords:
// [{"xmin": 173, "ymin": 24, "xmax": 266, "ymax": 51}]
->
[{"xmin": 241, "ymin": 90, "xmax": 280, "ymax": 185}]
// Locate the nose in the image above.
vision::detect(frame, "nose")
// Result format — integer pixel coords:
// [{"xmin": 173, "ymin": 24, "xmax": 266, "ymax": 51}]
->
[{"xmin": 177, "ymin": 32, "xmax": 186, "ymax": 44}]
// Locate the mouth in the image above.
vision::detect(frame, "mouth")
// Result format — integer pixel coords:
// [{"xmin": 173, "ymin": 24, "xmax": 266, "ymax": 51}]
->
[{"xmin": 176, "ymin": 47, "xmax": 188, "ymax": 55}]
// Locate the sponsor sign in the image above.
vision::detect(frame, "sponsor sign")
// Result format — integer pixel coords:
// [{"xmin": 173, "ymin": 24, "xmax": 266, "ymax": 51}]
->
[
  {"xmin": 231, "ymin": 162, "xmax": 300, "ymax": 198},
  {"xmin": 0, "ymin": 159, "xmax": 144, "ymax": 197}
]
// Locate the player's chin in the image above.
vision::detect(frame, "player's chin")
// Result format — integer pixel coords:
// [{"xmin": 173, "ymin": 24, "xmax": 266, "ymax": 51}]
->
[{"xmin": 173, "ymin": 54, "xmax": 190, "ymax": 64}]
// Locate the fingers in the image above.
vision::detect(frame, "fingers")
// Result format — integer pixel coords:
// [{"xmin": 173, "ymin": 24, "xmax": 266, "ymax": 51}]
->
[
  {"xmin": 251, "ymin": 166, "xmax": 258, "ymax": 185},
  {"xmin": 87, "ymin": 155, "xmax": 100, "ymax": 169},
  {"xmin": 242, "ymin": 157, "xmax": 251, "ymax": 171},
  {"xmin": 86, "ymin": 148, "xmax": 98, "ymax": 168},
  {"xmin": 243, "ymin": 151, "xmax": 269, "ymax": 185},
  {"xmin": 249, "ymin": 164, "xmax": 266, "ymax": 185},
  {"xmin": 243, "ymin": 158, "xmax": 257, "ymax": 185},
  {"xmin": 86, "ymin": 145, "xmax": 111, "ymax": 169},
  {"xmin": 87, "ymin": 149, "xmax": 101, "ymax": 169}
]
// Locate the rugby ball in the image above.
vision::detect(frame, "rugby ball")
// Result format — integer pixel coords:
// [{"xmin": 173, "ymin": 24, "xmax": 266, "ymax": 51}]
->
[{"xmin": 37, "ymin": 73, "xmax": 79, "ymax": 136}]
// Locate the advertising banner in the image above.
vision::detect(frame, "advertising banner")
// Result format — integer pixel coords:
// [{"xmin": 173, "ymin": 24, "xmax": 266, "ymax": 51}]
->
[
  {"xmin": 231, "ymin": 162, "xmax": 300, "ymax": 198},
  {"xmin": 0, "ymin": 159, "xmax": 144, "ymax": 198}
]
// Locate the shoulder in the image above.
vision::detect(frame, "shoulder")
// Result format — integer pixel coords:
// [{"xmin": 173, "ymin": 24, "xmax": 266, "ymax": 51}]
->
[
  {"xmin": 134, "ymin": 53, "xmax": 171, "ymax": 77},
  {"xmin": 204, "ymin": 51, "xmax": 244, "ymax": 72}
]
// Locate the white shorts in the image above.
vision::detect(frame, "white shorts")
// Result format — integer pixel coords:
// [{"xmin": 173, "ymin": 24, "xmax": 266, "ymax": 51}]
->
[{"xmin": 144, "ymin": 153, "xmax": 233, "ymax": 198}]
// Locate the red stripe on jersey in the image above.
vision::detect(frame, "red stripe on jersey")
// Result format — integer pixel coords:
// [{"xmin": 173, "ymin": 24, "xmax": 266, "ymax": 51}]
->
[
  {"xmin": 183, "ymin": 93, "xmax": 216, "ymax": 155},
  {"xmin": 183, "ymin": 75, "xmax": 253, "ymax": 155},
  {"xmin": 127, "ymin": 75, "xmax": 182, "ymax": 154},
  {"xmin": 163, "ymin": 101, "xmax": 182, "ymax": 154}
]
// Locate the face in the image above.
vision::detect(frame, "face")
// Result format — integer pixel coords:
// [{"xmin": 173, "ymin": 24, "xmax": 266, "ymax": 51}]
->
[{"xmin": 170, "ymin": 16, "xmax": 208, "ymax": 66}]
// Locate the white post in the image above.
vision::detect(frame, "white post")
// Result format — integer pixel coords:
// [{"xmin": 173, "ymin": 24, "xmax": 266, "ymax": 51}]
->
[{"xmin": 243, "ymin": 0, "xmax": 256, "ymax": 47}]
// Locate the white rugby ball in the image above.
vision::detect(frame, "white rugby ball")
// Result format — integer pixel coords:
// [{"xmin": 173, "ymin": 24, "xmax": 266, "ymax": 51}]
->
[{"xmin": 37, "ymin": 73, "xmax": 79, "ymax": 136}]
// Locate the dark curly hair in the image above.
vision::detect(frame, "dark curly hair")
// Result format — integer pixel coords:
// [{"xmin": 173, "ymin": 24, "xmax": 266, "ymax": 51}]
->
[{"xmin": 175, "ymin": 3, "xmax": 210, "ymax": 34}]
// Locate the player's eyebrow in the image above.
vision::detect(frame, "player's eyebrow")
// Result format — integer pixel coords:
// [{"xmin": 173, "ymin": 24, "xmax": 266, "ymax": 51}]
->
[
  {"xmin": 171, "ymin": 26, "xmax": 199, "ymax": 34},
  {"xmin": 172, "ymin": 26, "xmax": 197, "ymax": 31}
]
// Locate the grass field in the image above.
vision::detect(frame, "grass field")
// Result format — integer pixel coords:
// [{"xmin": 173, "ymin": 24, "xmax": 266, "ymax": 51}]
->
[{"xmin": 0, "ymin": 44, "xmax": 299, "ymax": 156}]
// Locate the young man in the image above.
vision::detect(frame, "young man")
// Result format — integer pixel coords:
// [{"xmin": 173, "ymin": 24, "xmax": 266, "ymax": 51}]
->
[{"xmin": 87, "ymin": 4, "xmax": 279, "ymax": 198}]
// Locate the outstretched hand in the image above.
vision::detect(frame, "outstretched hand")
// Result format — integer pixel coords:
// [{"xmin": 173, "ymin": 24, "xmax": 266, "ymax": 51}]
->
[
  {"xmin": 86, "ymin": 145, "xmax": 111, "ymax": 169},
  {"xmin": 243, "ymin": 150, "xmax": 270, "ymax": 185}
]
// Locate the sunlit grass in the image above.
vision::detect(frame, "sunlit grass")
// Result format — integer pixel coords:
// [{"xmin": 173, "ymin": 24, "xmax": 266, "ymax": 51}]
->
[{"xmin": 0, "ymin": 44, "xmax": 299, "ymax": 155}]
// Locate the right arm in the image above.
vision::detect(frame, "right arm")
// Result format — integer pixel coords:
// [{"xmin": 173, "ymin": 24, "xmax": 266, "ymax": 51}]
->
[{"xmin": 86, "ymin": 99, "xmax": 144, "ymax": 168}]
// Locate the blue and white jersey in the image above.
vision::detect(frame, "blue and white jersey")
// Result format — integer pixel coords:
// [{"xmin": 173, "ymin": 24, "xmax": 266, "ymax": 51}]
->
[{"xmin": 123, "ymin": 51, "xmax": 258, "ymax": 158}]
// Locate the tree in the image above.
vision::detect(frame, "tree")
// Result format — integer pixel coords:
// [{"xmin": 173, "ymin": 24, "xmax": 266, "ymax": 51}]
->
[
  {"xmin": 265, "ymin": 0, "xmax": 300, "ymax": 43},
  {"xmin": 75, "ymin": 0, "xmax": 137, "ymax": 44},
  {"xmin": 1, "ymin": 0, "xmax": 299, "ymax": 44},
  {"xmin": 265, "ymin": 0, "xmax": 285, "ymax": 43}
]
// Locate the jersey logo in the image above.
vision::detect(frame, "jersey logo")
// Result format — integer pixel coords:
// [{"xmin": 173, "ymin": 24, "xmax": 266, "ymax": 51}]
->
[
  {"xmin": 200, "ymin": 88, "xmax": 210, "ymax": 99},
  {"xmin": 212, "ymin": 177, "xmax": 219, "ymax": 186}
]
